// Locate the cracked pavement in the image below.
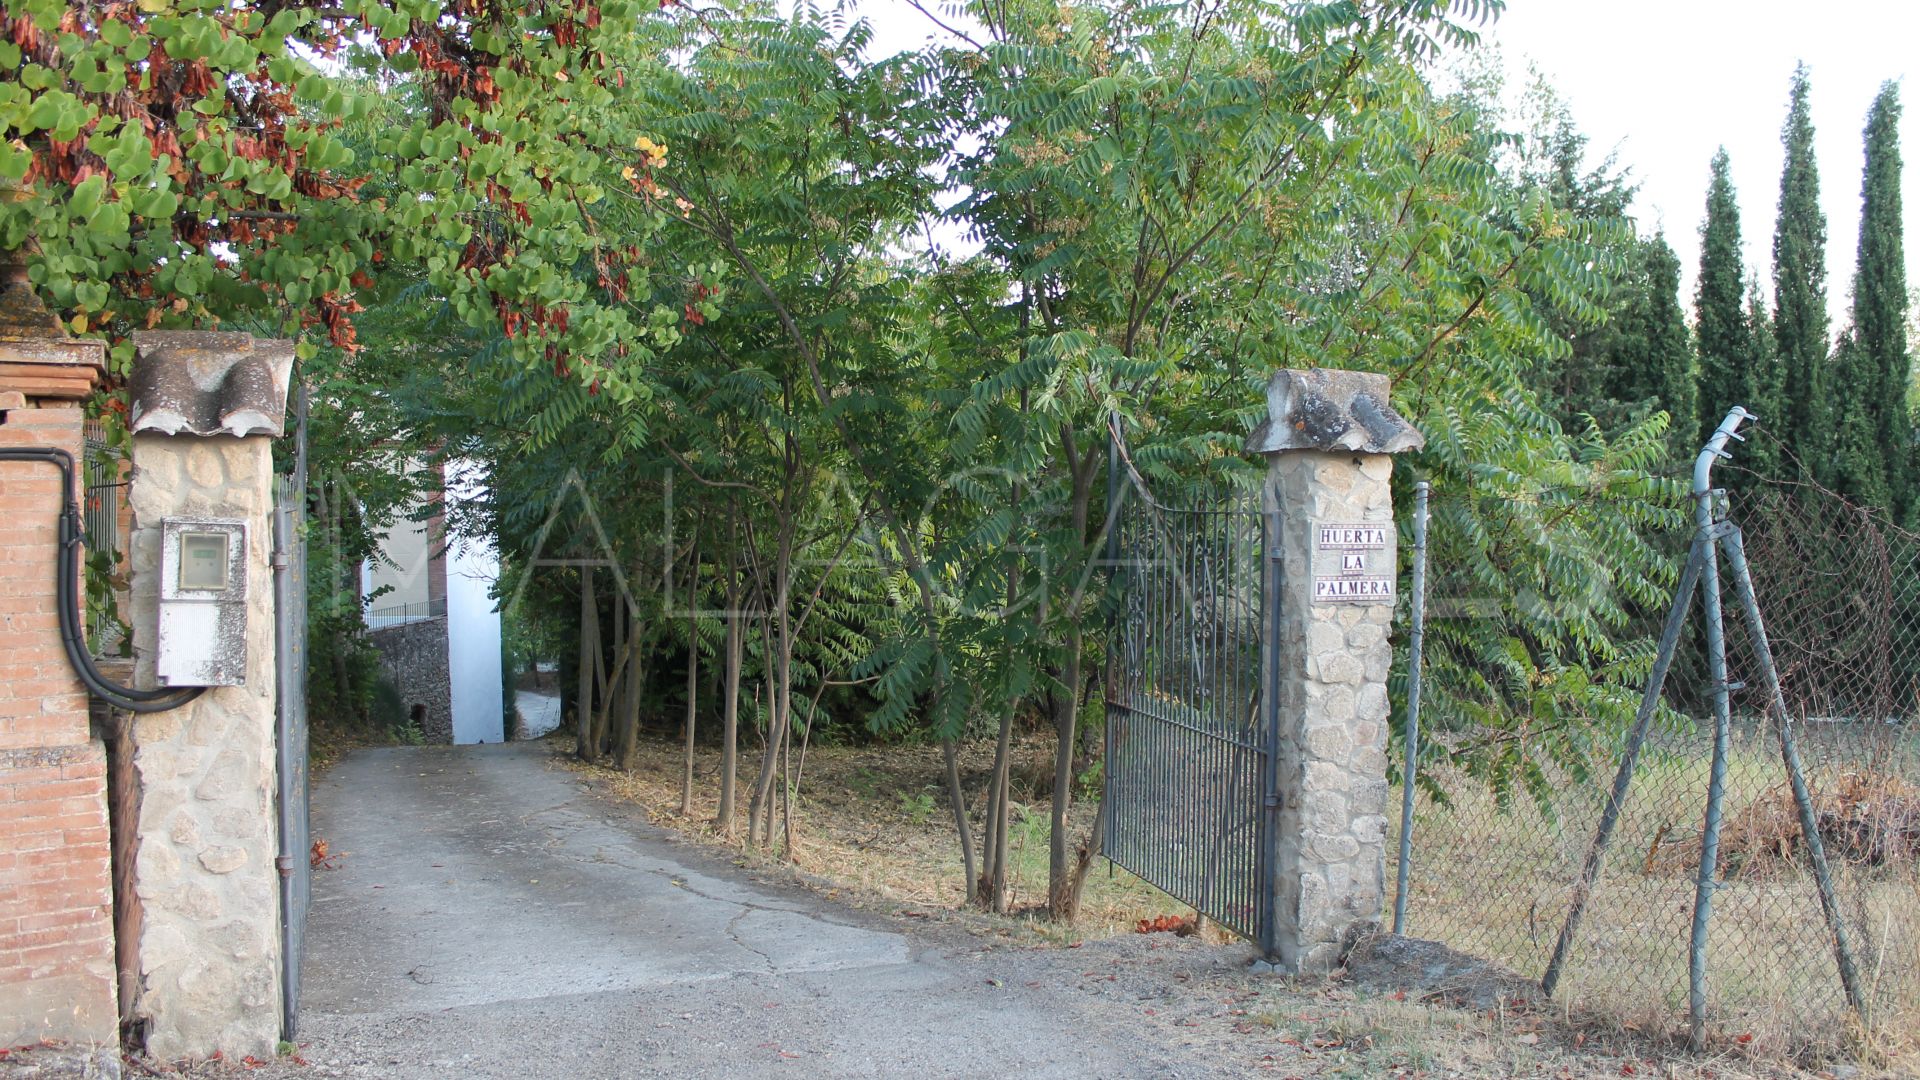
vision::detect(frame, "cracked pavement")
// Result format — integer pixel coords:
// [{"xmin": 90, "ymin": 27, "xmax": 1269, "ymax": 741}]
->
[{"xmin": 287, "ymin": 742, "xmax": 1238, "ymax": 1079}]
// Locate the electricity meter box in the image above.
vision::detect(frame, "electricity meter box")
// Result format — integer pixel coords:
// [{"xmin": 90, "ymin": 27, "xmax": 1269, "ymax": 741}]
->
[{"xmin": 157, "ymin": 518, "xmax": 248, "ymax": 686}]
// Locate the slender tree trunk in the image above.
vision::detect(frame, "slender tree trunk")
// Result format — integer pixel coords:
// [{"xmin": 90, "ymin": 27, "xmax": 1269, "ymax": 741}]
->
[
  {"xmin": 1047, "ymin": 634, "xmax": 1085, "ymax": 917},
  {"xmin": 681, "ymin": 550, "xmax": 699, "ymax": 816},
  {"xmin": 615, "ymin": 602, "xmax": 644, "ymax": 771},
  {"xmin": 1048, "ymin": 462, "xmax": 1098, "ymax": 918},
  {"xmin": 748, "ymin": 711, "xmax": 779, "ymax": 845},
  {"xmin": 981, "ymin": 697, "xmax": 1017, "ymax": 912},
  {"xmin": 942, "ymin": 737, "xmax": 977, "ymax": 905},
  {"xmin": 749, "ymin": 507, "xmax": 795, "ymax": 848},
  {"xmin": 596, "ymin": 592, "xmax": 628, "ymax": 759},
  {"xmin": 1063, "ymin": 796, "xmax": 1108, "ymax": 922},
  {"xmin": 717, "ymin": 541, "xmax": 742, "ymax": 833},
  {"xmin": 767, "ymin": 612, "xmax": 793, "ymax": 847},
  {"xmin": 747, "ymin": 666, "xmax": 778, "ymax": 846},
  {"xmin": 779, "ymin": 707, "xmax": 794, "ymax": 858},
  {"xmin": 984, "ymin": 504, "xmax": 1026, "ymax": 911},
  {"xmin": 576, "ymin": 567, "xmax": 598, "ymax": 761},
  {"xmin": 979, "ymin": 749, "xmax": 1003, "ymax": 907}
]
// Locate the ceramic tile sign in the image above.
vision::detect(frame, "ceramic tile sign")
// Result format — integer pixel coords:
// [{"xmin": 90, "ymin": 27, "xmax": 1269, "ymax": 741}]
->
[{"xmin": 1313, "ymin": 521, "xmax": 1394, "ymax": 604}]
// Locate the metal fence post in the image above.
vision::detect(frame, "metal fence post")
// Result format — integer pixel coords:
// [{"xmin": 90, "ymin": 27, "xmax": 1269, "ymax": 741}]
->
[
  {"xmin": 1686, "ymin": 406, "xmax": 1753, "ymax": 1049},
  {"xmin": 1541, "ymin": 536, "xmax": 1706, "ymax": 998},
  {"xmin": 1719, "ymin": 524, "xmax": 1869, "ymax": 1024},
  {"xmin": 1392, "ymin": 480, "xmax": 1429, "ymax": 937}
]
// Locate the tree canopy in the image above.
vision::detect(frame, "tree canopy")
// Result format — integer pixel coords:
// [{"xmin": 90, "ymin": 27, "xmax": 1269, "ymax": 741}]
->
[{"xmin": 12, "ymin": 0, "xmax": 1914, "ymax": 911}]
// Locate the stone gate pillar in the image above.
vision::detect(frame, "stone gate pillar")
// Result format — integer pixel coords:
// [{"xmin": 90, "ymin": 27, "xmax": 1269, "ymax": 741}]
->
[
  {"xmin": 1249, "ymin": 368, "xmax": 1422, "ymax": 973},
  {"xmin": 124, "ymin": 331, "xmax": 293, "ymax": 1060}
]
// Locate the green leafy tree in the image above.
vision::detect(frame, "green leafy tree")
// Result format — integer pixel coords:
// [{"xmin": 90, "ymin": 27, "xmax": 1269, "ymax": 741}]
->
[
  {"xmin": 940, "ymin": 0, "xmax": 1684, "ymax": 905},
  {"xmin": 1771, "ymin": 64, "xmax": 1831, "ymax": 478}
]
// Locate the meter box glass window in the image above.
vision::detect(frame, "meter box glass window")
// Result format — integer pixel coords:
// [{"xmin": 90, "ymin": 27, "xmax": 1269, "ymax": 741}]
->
[
  {"xmin": 158, "ymin": 519, "xmax": 248, "ymax": 686},
  {"xmin": 180, "ymin": 532, "xmax": 231, "ymax": 590}
]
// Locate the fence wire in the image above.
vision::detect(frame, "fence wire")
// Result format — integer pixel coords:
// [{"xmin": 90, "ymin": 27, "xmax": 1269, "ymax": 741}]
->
[{"xmin": 1387, "ymin": 472, "xmax": 1918, "ymax": 1055}]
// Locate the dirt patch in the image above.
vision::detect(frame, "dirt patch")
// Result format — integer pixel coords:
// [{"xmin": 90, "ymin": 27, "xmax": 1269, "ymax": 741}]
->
[{"xmin": 1343, "ymin": 932, "xmax": 1541, "ymax": 1012}]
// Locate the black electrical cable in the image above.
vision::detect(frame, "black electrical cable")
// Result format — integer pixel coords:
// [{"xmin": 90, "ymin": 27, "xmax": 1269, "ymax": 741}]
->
[{"xmin": 0, "ymin": 446, "xmax": 205, "ymax": 713}]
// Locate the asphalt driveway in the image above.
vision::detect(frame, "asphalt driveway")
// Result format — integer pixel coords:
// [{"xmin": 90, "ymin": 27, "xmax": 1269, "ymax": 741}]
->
[{"xmin": 286, "ymin": 742, "xmax": 1242, "ymax": 1079}]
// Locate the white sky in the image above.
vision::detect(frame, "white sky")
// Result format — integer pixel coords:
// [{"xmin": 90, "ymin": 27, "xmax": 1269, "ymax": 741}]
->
[
  {"xmin": 1485, "ymin": 2, "xmax": 1920, "ymax": 329},
  {"xmin": 847, "ymin": 1, "xmax": 1920, "ymax": 329}
]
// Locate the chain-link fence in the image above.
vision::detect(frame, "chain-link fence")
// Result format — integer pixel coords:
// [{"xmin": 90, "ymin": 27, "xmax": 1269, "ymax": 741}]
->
[{"xmin": 1387, "ymin": 447, "xmax": 1918, "ymax": 1056}]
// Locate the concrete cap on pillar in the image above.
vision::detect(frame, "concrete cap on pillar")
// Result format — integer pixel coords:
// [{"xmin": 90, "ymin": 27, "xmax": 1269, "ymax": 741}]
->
[
  {"xmin": 129, "ymin": 331, "xmax": 295, "ymax": 437},
  {"xmin": 1246, "ymin": 367, "xmax": 1423, "ymax": 456}
]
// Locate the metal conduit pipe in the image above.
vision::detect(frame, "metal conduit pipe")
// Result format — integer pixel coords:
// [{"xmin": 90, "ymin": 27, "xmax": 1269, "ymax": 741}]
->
[{"xmin": 0, "ymin": 445, "xmax": 204, "ymax": 713}]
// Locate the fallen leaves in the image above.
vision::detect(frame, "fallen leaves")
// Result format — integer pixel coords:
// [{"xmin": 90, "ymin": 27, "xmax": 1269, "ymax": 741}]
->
[
  {"xmin": 310, "ymin": 837, "xmax": 346, "ymax": 870},
  {"xmin": 1135, "ymin": 913, "xmax": 1196, "ymax": 935}
]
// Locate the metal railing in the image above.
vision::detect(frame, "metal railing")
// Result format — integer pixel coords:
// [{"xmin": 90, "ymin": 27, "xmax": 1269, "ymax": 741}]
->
[
  {"xmin": 1103, "ymin": 487, "xmax": 1272, "ymax": 945},
  {"xmin": 82, "ymin": 430, "xmax": 125, "ymax": 655},
  {"xmin": 364, "ymin": 596, "xmax": 448, "ymax": 630}
]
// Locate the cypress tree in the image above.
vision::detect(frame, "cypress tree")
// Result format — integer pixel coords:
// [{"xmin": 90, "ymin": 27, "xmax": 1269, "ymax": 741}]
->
[
  {"xmin": 1772, "ymin": 64, "xmax": 1831, "ymax": 479},
  {"xmin": 1744, "ymin": 280, "xmax": 1781, "ymax": 478},
  {"xmin": 1848, "ymin": 82, "xmax": 1910, "ymax": 512},
  {"xmin": 1828, "ymin": 330, "xmax": 1890, "ymax": 505},
  {"xmin": 1608, "ymin": 234, "xmax": 1696, "ymax": 459},
  {"xmin": 1696, "ymin": 149, "xmax": 1759, "ymax": 440}
]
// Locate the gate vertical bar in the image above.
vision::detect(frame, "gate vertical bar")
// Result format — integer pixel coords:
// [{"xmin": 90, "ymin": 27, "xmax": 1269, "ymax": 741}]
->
[
  {"xmin": 1258, "ymin": 485, "xmax": 1284, "ymax": 958},
  {"xmin": 1719, "ymin": 525, "xmax": 1868, "ymax": 1022},
  {"xmin": 1686, "ymin": 406, "xmax": 1753, "ymax": 1049},
  {"xmin": 1392, "ymin": 480, "xmax": 1429, "ymax": 936}
]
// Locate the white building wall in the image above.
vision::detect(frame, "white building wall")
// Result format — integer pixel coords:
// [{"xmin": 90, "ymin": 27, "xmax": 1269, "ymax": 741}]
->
[
  {"xmin": 445, "ymin": 460, "xmax": 504, "ymax": 744},
  {"xmin": 362, "ymin": 465, "xmax": 436, "ymax": 625}
]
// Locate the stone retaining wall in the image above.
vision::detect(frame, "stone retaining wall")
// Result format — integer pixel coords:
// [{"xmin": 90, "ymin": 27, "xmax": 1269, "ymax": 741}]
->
[{"xmin": 368, "ymin": 616, "xmax": 453, "ymax": 744}]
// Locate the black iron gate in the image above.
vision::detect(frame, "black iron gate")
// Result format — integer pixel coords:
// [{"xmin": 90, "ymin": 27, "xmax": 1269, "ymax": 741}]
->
[
  {"xmin": 273, "ymin": 393, "xmax": 310, "ymax": 1040},
  {"xmin": 1102, "ymin": 488, "xmax": 1276, "ymax": 949}
]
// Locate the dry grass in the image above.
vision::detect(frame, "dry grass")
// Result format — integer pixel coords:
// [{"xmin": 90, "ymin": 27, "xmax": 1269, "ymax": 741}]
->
[
  {"xmin": 554, "ymin": 726, "xmax": 1911, "ymax": 1074},
  {"xmin": 1387, "ymin": 734, "xmax": 1920, "ymax": 1071},
  {"xmin": 556, "ymin": 729, "xmax": 1203, "ymax": 943}
]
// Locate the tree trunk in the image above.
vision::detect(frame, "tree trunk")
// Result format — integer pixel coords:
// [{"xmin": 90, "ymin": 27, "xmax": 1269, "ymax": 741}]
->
[
  {"xmin": 614, "ymin": 602, "xmax": 644, "ymax": 771},
  {"xmin": 980, "ymin": 697, "xmax": 1016, "ymax": 912},
  {"xmin": 747, "ymin": 673, "xmax": 778, "ymax": 846},
  {"xmin": 1062, "ymin": 795, "xmax": 1107, "ymax": 922},
  {"xmin": 717, "ymin": 544, "xmax": 742, "ymax": 833},
  {"xmin": 942, "ymin": 736, "xmax": 977, "ymax": 905},
  {"xmin": 778, "ymin": 706, "xmax": 793, "ymax": 858},
  {"xmin": 681, "ymin": 569, "xmax": 698, "ymax": 817},
  {"xmin": 981, "ymin": 531, "xmax": 1023, "ymax": 911},
  {"xmin": 765, "ymin": 615, "xmax": 793, "ymax": 848},
  {"xmin": 595, "ymin": 592, "xmax": 628, "ymax": 760},
  {"xmin": 1048, "ymin": 458, "xmax": 1098, "ymax": 918},
  {"xmin": 749, "ymin": 509, "xmax": 795, "ymax": 847},
  {"xmin": 576, "ymin": 567, "xmax": 598, "ymax": 761},
  {"xmin": 1047, "ymin": 640, "xmax": 1084, "ymax": 918}
]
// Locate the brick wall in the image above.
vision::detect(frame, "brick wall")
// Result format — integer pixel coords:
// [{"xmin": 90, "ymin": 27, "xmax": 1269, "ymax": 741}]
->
[{"xmin": 0, "ymin": 404, "xmax": 117, "ymax": 1045}]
